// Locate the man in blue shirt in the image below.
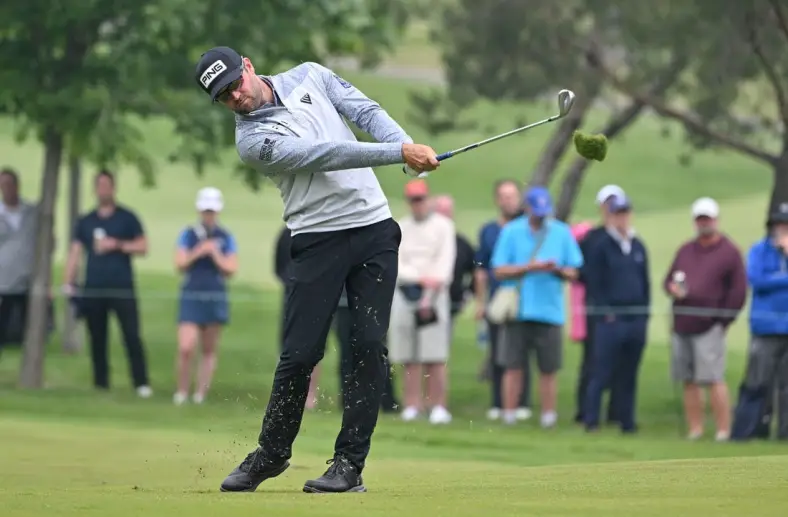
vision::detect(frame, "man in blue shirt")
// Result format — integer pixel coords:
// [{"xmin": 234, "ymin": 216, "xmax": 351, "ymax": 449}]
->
[
  {"xmin": 737, "ymin": 203, "xmax": 788, "ymax": 439},
  {"xmin": 491, "ymin": 186, "xmax": 583, "ymax": 427},
  {"xmin": 473, "ymin": 179, "xmax": 530, "ymax": 421},
  {"xmin": 582, "ymin": 194, "xmax": 650, "ymax": 433},
  {"xmin": 63, "ymin": 170, "xmax": 151, "ymax": 396}
]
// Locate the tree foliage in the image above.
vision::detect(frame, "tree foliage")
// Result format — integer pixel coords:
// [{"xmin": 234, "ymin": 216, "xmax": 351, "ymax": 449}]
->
[
  {"xmin": 585, "ymin": 0, "xmax": 788, "ymax": 212},
  {"xmin": 423, "ymin": 0, "xmax": 788, "ymax": 217},
  {"xmin": 0, "ymin": 0, "xmax": 411, "ymax": 387}
]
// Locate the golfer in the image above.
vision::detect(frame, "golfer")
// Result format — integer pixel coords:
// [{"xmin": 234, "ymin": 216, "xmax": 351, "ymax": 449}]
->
[{"xmin": 194, "ymin": 46, "xmax": 439, "ymax": 494}]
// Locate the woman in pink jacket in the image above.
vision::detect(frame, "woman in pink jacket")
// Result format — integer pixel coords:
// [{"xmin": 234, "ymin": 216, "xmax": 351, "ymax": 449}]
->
[{"xmin": 569, "ymin": 222, "xmax": 594, "ymax": 343}]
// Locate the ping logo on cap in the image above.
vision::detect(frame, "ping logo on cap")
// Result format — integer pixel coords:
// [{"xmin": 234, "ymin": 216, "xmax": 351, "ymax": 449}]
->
[{"xmin": 200, "ymin": 60, "xmax": 227, "ymax": 87}]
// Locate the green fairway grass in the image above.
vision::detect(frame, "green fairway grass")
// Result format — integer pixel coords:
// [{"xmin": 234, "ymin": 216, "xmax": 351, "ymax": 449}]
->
[{"xmin": 0, "ymin": 68, "xmax": 784, "ymax": 516}]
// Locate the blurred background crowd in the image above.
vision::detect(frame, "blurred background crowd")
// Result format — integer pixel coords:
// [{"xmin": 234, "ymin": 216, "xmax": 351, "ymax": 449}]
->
[{"xmin": 3, "ymin": 165, "xmax": 788, "ymax": 442}]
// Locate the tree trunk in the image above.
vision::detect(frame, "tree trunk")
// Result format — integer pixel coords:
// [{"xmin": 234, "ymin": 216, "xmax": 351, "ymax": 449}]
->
[
  {"xmin": 19, "ymin": 127, "xmax": 63, "ymax": 389},
  {"xmin": 62, "ymin": 156, "xmax": 82, "ymax": 354},
  {"xmin": 555, "ymin": 57, "xmax": 690, "ymax": 221},
  {"xmin": 769, "ymin": 152, "xmax": 788, "ymax": 217},
  {"xmin": 554, "ymin": 101, "xmax": 648, "ymax": 221},
  {"xmin": 529, "ymin": 84, "xmax": 600, "ymax": 187}
]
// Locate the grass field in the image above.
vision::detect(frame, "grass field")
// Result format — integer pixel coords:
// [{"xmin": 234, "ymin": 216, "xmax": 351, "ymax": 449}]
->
[{"xmin": 1, "ymin": 59, "xmax": 786, "ymax": 516}]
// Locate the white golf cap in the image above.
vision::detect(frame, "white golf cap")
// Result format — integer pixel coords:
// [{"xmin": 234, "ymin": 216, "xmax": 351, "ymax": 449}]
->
[
  {"xmin": 691, "ymin": 197, "xmax": 719, "ymax": 218},
  {"xmin": 195, "ymin": 187, "xmax": 224, "ymax": 212},
  {"xmin": 596, "ymin": 184, "xmax": 625, "ymax": 205}
]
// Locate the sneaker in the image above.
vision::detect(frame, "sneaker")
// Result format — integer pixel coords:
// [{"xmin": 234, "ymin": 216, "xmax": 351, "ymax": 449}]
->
[
  {"xmin": 136, "ymin": 385, "xmax": 153, "ymax": 398},
  {"xmin": 715, "ymin": 430, "xmax": 730, "ymax": 442},
  {"xmin": 515, "ymin": 407, "xmax": 533, "ymax": 421},
  {"xmin": 486, "ymin": 408, "xmax": 502, "ymax": 420},
  {"xmin": 303, "ymin": 455, "xmax": 366, "ymax": 493},
  {"xmin": 429, "ymin": 406, "xmax": 452, "ymax": 425},
  {"xmin": 192, "ymin": 393, "xmax": 205, "ymax": 404},
  {"xmin": 220, "ymin": 447, "xmax": 290, "ymax": 492},
  {"xmin": 401, "ymin": 406, "xmax": 420, "ymax": 422},
  {"xmin": 687, "ymin": 430, "xmax": 703, "ymax": 441},
  {"xmin": 502, "ymin": 409, "xmax": 518, "ymax": 425},
  {"xmin": 173, "ymin": 392, "xmax": 188, "ymax": 405},
  {"xmin": 540, "ymin": 411, "xmax": 557, "ymax": 429}
]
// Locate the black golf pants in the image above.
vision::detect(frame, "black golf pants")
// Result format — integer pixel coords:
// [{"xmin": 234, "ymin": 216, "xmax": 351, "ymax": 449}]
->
[
  {"xmin": 83, "ymin": 293, "xmax": 149, "ymax": 389},
  {"xmin": 258, "ymin": 218, "xmax": 401, "ymax": 472}
]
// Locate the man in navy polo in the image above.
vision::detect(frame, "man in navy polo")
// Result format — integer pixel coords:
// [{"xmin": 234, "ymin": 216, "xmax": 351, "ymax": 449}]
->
[
  {"xmin": 63, "ymin": 170, "xmax": 151, "ymax": 397},
  {"xmin": 583, "ymin": 193, "xmax": 651, "ymax": 433}
]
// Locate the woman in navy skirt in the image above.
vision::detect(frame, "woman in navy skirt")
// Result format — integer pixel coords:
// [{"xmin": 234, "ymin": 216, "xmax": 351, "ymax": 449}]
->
[{"xmin": 173, "ymin": 187, "xmax": 238, "ymax": 404}]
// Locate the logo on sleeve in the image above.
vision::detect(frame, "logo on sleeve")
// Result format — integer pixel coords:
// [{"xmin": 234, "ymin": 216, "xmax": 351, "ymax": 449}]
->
[
  {"xmin": 300, "ymin": 93, "xmax": 312, "ymax": 104},
  {"xmin": 200, "ymin": 60, "xmax": 227, "ymax": 88},
  {"xmin": 259, "ymin": 138, "xmax": 275, "ymax": 162},
  {"xmin": 333, "ymin": 74, "xmax": 352, "ymax": 89}
]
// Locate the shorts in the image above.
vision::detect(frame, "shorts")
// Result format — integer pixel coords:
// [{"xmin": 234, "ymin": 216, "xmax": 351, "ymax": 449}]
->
[
  {"xmin": 497, "ymin": 320, "xmax": 562, "ymax": 374},
  {"xmin": 178, "ymin": 294, "xmax": 229, "ymax": 326},
  {"xmin": 671, "ymin": 324, "xmax": 726, "ymax": 383},
  {"xmin": 388, "ymin": 286, "xmax": 451, "ymax": 364}
]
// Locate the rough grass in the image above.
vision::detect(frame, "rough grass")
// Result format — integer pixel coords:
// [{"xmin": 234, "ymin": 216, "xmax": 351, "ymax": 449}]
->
[{"xmin": 0, "ymin": 68, "xmax": 782, "ymax": 516}]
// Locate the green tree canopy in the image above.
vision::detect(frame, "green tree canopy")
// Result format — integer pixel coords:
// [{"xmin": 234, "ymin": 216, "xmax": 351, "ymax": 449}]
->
[{"xmin": 0, "ymin": 0, "xmax": 411, "ymax": 387}]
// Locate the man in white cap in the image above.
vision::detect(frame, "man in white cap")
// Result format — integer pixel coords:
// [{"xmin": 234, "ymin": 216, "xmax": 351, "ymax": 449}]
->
[
  {"xmin": 664, "ymin": 197, "xmax": 746, "ymax": 440},
  {"xmin": 575, "ymin": 185, "xmax": 625, "ymax": 424}
]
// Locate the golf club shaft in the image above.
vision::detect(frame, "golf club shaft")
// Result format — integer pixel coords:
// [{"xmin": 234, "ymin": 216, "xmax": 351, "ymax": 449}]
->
[{"xmin": 403, "ymin": 114, "xmax": 560, "ymax": 176}]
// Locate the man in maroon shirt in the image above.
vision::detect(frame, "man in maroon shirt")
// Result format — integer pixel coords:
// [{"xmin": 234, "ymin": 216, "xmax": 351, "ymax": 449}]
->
[{"xmin": 664, "ymin": 197, "xmax": 747, "ymax": 441}]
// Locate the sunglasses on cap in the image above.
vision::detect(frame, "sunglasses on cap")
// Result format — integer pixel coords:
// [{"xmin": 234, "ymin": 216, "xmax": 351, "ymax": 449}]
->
[{"xmin": 215, "ymin": 59, "xmax": 245, "ymax": 103}]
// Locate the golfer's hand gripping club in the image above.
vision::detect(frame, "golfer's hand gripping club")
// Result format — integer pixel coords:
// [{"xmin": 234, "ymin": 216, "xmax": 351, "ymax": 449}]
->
[
  {"xmin": 401, "ymin": 143, "xmax": 443, "ymax": 177},
  {"xmin": 402, "ymin": 151, "xmax": 451, "ymax": 178}
]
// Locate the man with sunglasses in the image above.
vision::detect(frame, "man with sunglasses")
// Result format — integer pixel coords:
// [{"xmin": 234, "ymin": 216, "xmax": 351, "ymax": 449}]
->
[{"xmin": 194, "ymin": 47, "xmax": 439, "ymax": 494}]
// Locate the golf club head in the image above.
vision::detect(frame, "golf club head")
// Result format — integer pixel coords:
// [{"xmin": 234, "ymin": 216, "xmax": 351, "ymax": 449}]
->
[{"xmin": 557, "ymin": 89, "xmax": 576, "ymax": 117}]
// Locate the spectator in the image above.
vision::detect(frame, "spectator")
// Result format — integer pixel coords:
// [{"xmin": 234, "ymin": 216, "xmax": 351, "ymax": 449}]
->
[
  {"xmin": 583, "ymin": 194, "xmax": 650, "ymax": 433},
  {"xmin": 274, "ymin": 226, "xmax": 292, "ymax": 347},
  {"xmin": 333, "ymin": 288, "xmax": 400, "ymax": 413},
  {"xmin": 491, "ymin": 186, "xmax": 583, "ymax": 427},
  {"xmin": 474, "ymin": 179, "xmax": 531, "ymax": 421},
  {"xmin": 576, "ymin": 185, "xmax": 626, "ymax": 425},
  {"xmin": 64, "ymin": 170, "xmax": 152, "ymax": 397},
  {"xmin": 568, "ymin": 221, "xmax": 593, "ymax": 343},
  {"xmin": 173, "ymin": 188, "xmax": 239, "ymax": 405},
  {"xmin": 740, "ymin": 202, "xmax": 788, "ymax": 440},
  {"xmin": 432, "ymin": 195, "xmax": 476, "ymax": 323},
  {"xmin": 389, "ymin": 179, "xmax": 456, "ymax": 424},
  {"xmin": 0, "ymin": 168, "xmax": 38, "ymax": 350},
  {"xmin": 664, "ymin": 197, "xmax": 746, "ymax": 440}
]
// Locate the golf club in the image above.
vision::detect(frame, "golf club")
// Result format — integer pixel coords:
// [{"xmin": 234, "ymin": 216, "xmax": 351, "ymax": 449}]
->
[{"xmin": 404, "ymin": 89, "xmax": 576, "ymax": 177}]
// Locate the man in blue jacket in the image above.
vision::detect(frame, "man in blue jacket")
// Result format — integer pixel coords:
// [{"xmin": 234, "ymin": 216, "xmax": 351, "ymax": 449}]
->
[
  {"xmin": 741, "ymin": 203, "xmax": 788, "ymax": 439},
  {"xmin": 583, "ymin": 194, "xmax": 650, "ymax": 433}
]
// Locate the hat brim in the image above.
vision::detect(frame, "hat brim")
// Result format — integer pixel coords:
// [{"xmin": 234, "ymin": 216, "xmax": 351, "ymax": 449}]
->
[
  {"xmin": 611, "ymin": 205, "xmax": 632, "ymax": 213},
  {"xmin": 197, "ymin": 201, "xmax": 223, "ymax": 212},
  {"xmin": 209, "ymin": 68, "xmax": 242, "ymax": 101},
  {"xmin": 529, "ymin": 205, "xmax": 553, "ymax": 217}
]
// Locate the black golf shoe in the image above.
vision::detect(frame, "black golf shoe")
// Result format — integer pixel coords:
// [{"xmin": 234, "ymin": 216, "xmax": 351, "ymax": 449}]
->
[
  {"xmin": 303, "ymin": 455, "xmax": 366, "ymax": 493},
  {"xmin": 220, "ymin": 447, "xmax": 289, "ymax": 492}
]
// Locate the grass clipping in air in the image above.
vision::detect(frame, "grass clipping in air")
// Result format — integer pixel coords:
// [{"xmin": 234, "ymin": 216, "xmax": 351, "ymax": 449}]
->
[{"xmin": 573, "ymin": 131, "xmax": 608, "ymax": 161}]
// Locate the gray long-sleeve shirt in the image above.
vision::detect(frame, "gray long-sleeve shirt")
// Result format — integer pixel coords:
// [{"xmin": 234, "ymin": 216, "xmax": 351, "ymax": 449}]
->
[{"xmin": 235, "ymin": 62, "xmax": 412, "ymax": 234}]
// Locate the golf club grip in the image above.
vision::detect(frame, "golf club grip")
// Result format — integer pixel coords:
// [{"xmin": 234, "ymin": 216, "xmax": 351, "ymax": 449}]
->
[{"xmin": 402, "ymin": 151, "xmax": 453, "ymax": 177}]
